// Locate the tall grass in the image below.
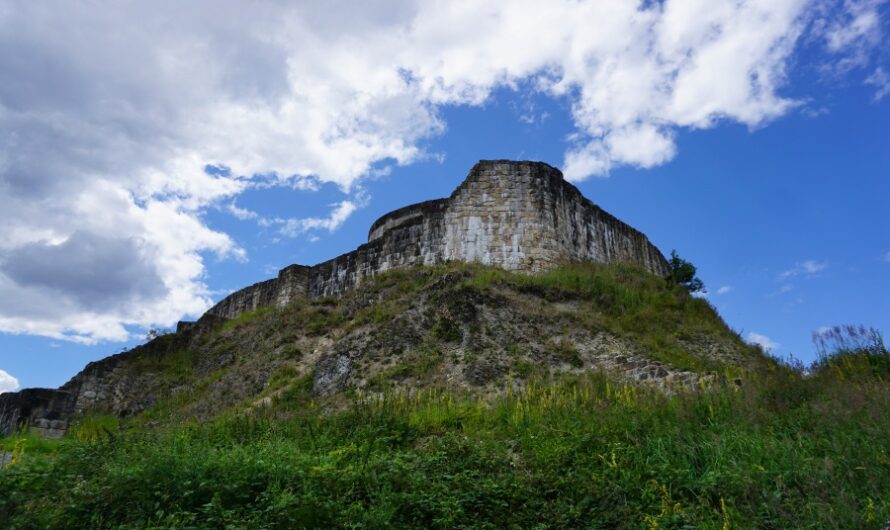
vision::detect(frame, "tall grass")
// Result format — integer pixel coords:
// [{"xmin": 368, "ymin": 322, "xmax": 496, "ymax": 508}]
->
[
  {"xmin": 2, "ymin": 365, "xmax": 888, "ymax": 529},
  {"xmin": 811, "ymin": 325, "xmax": 890, "ymax": 380},
  {"xmin": 2, "ymin": 265, "xmax": 885, "ymax": 528}
]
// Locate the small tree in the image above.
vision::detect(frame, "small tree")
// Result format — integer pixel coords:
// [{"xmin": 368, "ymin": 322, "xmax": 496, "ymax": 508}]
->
[{"xmin": 668, "ymin": 250, "xmax": 705, "ymax": 293}]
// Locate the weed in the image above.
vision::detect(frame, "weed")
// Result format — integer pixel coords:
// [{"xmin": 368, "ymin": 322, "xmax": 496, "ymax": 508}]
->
[{"xmin": 1, "ymin": 368, "xmax": 888, "ymax": 528}]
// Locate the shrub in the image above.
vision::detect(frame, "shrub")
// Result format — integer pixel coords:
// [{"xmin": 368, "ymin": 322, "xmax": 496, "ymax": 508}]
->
[{"xmin": 667, "ymin": 250, "xmax": 705, "ymax": 293}]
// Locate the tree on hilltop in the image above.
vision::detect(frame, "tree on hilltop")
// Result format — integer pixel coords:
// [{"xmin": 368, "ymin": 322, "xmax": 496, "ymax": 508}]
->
[{"xmin": 668, "ymin": 250, "xmax": 705, "ymax": 293}]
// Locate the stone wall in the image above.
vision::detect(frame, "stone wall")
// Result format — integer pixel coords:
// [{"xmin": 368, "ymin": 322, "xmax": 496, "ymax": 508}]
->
[
  {"xmin": 206, "ymin": 160, "xmax": 668, "ymax": 317},
  {"xmin": 440, "ymin": 161, "xmax": 669, "ymax": 273},
  {"xmin": 207, "ymin": 265, "xmax": 310, "ymax": 320},
  {"xmin": 0, "ymin": 388, "xmax": 76, "ymax": 438}
]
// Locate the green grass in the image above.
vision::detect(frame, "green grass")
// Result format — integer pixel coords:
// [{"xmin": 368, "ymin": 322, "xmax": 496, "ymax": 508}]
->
[
  {"xmin": 462, "ymin": 262, "xmax": 759, "ymax": 372},
  {"xmin": 366, "ymin": 343, "xmax": 445, "ymax": 391},
  {"xmin": 220, "ymin": 306, "xmax": 276, "ymax": 332},
  {"xmin": 129, "ymin": 262, "xmax": 757, "ymax": 397},
  {"xmin": 6, "ymin": 262, "xmax": 871, "ymax": 528},
  {"xmin": 2, "ymin": 363, "xmax": 888, "ymax": 529},
  {"xmin": 128, "ymin": 346, "xmax": 196, "ymax": 383}
]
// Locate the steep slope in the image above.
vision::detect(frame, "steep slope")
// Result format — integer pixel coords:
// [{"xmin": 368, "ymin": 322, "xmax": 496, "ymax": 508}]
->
[{"xmin": 42, "ymin": 262, "xmax": 767, "ymax": 426}]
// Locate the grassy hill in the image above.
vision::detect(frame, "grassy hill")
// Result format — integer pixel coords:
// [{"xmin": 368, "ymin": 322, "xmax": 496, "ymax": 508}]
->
[
  {"xmin": 55, "ymin": 262, "xmax": 770, "ymax": 426},
  {"xmin": 1, "ymin": 263, "xmax": 888, "ymax": 528}
]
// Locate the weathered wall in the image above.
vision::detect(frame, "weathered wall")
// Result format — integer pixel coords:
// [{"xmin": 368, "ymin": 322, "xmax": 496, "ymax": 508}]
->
[
  {"xmin": 441, "ymin": 161, "xmax": 669, "ymax": 274},
  {"xmin": 206, "ymin": 160, "xmax": 668, "ymax": 316},
  {"xmin": 308, "ymin": 199, "xmax": 450, "ymax": 298},
  {"xmin": 207, "ymin": 265, "xmax": 311, "ymax": 320},
  {"xmin": 0, "ymin": 388, "xmax": 76, "ymax": 438}
]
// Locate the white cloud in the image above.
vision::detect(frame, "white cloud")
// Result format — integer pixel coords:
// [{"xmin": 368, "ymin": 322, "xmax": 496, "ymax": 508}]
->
[
  {"xmin": 814, "ymin": 0, "xmax": 887, "ymax": 76},
  {"xmin": 0, "ymin": 368, "xmax": 19, "ymax": 393},
  {"xmin": 716, "ymin": 285, "xmax": 734, "ymax": 295},
  {"xmin": 227, "ymin": 202, "xmax": 259, "ymax": 221},
  {"xmin": 884, "ymin": 251, "xmax": 890, "ymax": 263},
  {"xmin": 866, "ymin": 67, "xmax": 890, "ymax": 101},
  {"xmin": 778, "ymin": 260, "xmax": 828, "ymax": 280},
  {"xmin": 0, "ymin": 1, "xmax": 882, "ymax": 343},
  {"xmin": 747, "ymin": 332, "xmax": 780, "ymax": 352},
  {"xmin": 280, "ymin": 201, "xmax": 358, "ymax": 238},
  {"xmin": 823, "ymin": 1, "xmax": 881, "ymax": 52}
]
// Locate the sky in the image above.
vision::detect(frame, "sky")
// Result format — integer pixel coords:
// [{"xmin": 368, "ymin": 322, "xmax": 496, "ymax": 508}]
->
[{"xmin": 0, "ymin": 0, "xmax": 888, "ymax": 392}]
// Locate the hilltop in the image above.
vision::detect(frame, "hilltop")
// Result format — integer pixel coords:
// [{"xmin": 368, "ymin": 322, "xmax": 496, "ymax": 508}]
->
[{"xmin": 65, "ymin": 262, "xmax": 765, "ymax": 426}]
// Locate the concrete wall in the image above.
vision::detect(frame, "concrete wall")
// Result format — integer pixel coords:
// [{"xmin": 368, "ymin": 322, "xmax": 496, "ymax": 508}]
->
[{"xmin": 205, "ymin": 160, "xmax": 668, "ymax": 318}]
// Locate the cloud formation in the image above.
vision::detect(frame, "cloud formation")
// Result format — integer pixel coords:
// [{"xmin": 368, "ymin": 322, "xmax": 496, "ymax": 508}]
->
[
  {"xmin": 0, "ymin": 368, "xmax": 19, "ymax": 393},
  {"xmin": 0, "ymin": 1, "xmax": 884, "ymax": 343}
]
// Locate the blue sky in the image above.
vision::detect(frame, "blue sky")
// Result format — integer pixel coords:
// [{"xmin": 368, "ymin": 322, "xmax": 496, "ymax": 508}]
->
[{"xmin": 0, "ymin": 1, "xmax": 888, "ymax": 392}]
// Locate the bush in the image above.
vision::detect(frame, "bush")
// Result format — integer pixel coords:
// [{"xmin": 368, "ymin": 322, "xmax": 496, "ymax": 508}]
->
[{"xmin": 667, "ymin": 250, "xmax": 705, "ymax": 293}]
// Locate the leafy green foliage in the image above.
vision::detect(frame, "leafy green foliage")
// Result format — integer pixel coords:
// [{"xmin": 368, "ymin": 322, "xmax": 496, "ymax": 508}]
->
[{"xmin": 668, "ymin": 250, "xmax": 705, "ymax": 293}]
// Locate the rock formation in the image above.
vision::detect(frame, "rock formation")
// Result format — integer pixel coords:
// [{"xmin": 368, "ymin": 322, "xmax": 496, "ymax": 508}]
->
[{"xmin": 0, "ymin": 160, "xmax": 670, "ymax": 437}]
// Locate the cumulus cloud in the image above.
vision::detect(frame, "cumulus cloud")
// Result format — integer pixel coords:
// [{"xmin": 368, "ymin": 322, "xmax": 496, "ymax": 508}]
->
[
  {"xmin": 716, "ymin": 286, "xmax": 734, "ymax": 295},
  {"xmin": 747, "ymin": 332, "xmax": 780, "ymax": 352},
  {"xmin": 0, "ymin": 368, "xmax": 19, "ymax": 393},
  {"xmin": 0, "ymin": 1, "xmax": 883, "ymax": 343}
]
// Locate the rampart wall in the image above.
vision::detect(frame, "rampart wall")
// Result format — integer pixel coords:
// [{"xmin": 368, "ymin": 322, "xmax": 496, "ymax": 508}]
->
[{"xmin": 206, "ymin": 160, "xmax": 669, "ymax": 319}]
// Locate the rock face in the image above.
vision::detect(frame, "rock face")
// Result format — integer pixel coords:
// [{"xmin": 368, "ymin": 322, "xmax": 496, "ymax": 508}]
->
[
  {"xmin": 207, "ymin": 160, "xmax": 669, "ymax": 317},
  {"xmin": 0, "ymin": 160, "xmax": 671, "ymax": 438}
]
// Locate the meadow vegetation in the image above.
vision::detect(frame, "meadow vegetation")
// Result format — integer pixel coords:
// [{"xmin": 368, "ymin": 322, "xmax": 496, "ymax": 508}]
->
[
  {"xmin": 1, "ymin": 264, "xmax": 887, "ymax": 528},
  {"xmin": 2, "ymin": 347, "xmax": 888, "ymax": 529}
]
